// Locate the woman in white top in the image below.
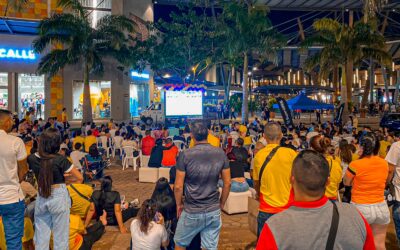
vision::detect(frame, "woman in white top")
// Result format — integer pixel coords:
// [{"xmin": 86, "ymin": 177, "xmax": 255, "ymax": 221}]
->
[{"xmin": 130, "ymin": 199, "xmax": 169, "ymax": 250}]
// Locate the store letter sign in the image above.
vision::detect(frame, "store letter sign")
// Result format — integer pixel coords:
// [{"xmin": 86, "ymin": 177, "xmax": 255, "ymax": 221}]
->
[{"xmin": 0, "ymin": 48, "xmax": 36, "ymax": 60}]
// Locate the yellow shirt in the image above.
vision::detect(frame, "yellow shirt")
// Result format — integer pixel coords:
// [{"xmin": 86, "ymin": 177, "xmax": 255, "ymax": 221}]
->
[
  {"xmin": 67, "ymin": 184, "xmax": 93, "ymax": 219},
  {"xmin": 25, "ymin": 145, "xmax": 32, "ymax": 156},
  {"xmin": 325, "ymin": 156, "xmax": 342, "ymax": 199},
  {"xmin": 352, "ymin": 153, "xmax": 360, "ymax": 161},
  {"xmin": 73, "ymin": 136, "xmax": 85, "ymax": 150},
  {"xmin": 253, "ymin": 144, "xmax": 297, "ymax": 213},
  {"xmin": 189, "ymin": 133, "xmax": 220, "ymax": 148},
  {"xmin": 84, "ymin": 135, "xmax": 97, "ymax": 152},
  {"xmin": 69, "ymin": 214, "xmax": 85, "ymax": 250},
  {"xmin": 239, "ymin": 125, "xmax": 247, "ymax": 135},
  {"xmin": 379, "ymin": 140, "xmax": 391, "ymax": 158},
  {"xmin": 243, "ymin": 136, "xmax": 252, "ymax": 146},
  {"xmin": 0, "ymin": 217, "xmax": 34, "ymax": 250},
  {"xmin": 62, "ymin": 112, "xmax": 68, "ymax": 123}
]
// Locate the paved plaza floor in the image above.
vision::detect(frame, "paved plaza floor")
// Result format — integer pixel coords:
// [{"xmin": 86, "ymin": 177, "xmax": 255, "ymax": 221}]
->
[{"xmin": 91, "ymin": 162, "xmax": 397, "ymax": 250}]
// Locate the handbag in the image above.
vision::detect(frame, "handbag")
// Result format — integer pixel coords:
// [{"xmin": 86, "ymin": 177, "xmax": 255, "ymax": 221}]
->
[{"xmin": 326, "ymin": 201, "xmax": 339, "ymax": 250}]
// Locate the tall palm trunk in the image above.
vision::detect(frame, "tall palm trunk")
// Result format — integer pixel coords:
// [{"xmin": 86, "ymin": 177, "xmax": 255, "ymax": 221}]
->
[
  {"xmin": 395, "ymin": 70, "xmax": 400, "ymax": 106},
  {"xmin": 361, "ymin": 76, "xmax": 371, "ymax": 108},
  {"xmin": 242, "ymin": 53, "xmax": 249, "ymax": 123},
  {"xmin": 82, "ymin": 61, "xmax": 93, "ymax": 123},
  {"xmin": 340, "ymin": 65, "xmax": 350, "ymax": 123},
  {"xmin": 333, "ymin": 66, "xmax": 339, "ymax": 102},
  {"xmin": 345, "ymin": 59, "xmax": 353, "ymax": 104},
  {"xmin": 381, "ymin": 67, "xmax": 389, "ymax": 102}
]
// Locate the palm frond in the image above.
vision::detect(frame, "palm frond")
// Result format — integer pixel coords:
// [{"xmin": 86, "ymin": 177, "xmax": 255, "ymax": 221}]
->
[
  {"xmin": 96, "ymin": 15, "xmax": 136, "ymax": 33},
  {"xmin": 313, "ymin": 18, "xmax": 341, "ymax": 33},
  {"xmin": 57, "ymin": 0, "xmax": 86, "ymax": 17},
  {"xmin": 37, "ymin": 49, "xmax": 71, "ymax": 78}
]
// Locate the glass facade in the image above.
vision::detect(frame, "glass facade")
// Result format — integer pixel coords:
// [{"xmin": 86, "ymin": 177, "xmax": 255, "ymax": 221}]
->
[
  {"xmin": 80, "ymin": 0, "xmax": 112, "ymax": 27},
  {"xmin": 129, "ymin": 81, "xmax": 149, "ymax": 117},
  {"xmin": 18, "ymin": 74, "xmax": 45, "ymax": 119},
  {"xmin": 72, "ymin": 80, "xmax": 111, "ymax": 119},
  {"xmin": 0, "ymin": 73, "xmax": 7, "ymax": 109}
]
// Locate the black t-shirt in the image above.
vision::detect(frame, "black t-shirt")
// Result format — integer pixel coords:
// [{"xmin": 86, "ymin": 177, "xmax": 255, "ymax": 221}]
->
[
  {"xmin": 148, "ymin": 145, "xmax": 163, "ymax": 168},
  {"xmin": 27, "ymin": 153, "xmax": 72, "ymax": 184},
  {"xmin": 91, "ymin": 190, "xmax": 121, "ymax": 224},
  {"xmin": 229, "ymin": 161, "xmax": 245, "ymax": 179}
]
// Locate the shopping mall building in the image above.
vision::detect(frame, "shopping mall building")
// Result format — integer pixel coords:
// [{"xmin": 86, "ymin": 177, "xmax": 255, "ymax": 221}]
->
[{"xmin": 0, "ymin": 0, "xmax": 156, "ymax": 121}]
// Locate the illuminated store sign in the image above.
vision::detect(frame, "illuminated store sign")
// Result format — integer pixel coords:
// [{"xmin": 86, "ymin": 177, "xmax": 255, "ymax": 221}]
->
[
  {"xmin": 131, "ymin": 71, "xmax": 150, "ymax": 79},
  {"xmin": 0, "ymin": 48, "xmax": 36, "ymax": 60}
]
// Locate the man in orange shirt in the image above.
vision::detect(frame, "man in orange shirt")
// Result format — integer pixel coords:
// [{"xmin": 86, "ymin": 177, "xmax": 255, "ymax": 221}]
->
[{"xmin": 162, "ymin": 138, "xmax": 179, "ymax": 167}]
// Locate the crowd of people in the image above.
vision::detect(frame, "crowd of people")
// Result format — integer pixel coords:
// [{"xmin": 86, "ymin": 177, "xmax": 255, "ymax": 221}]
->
[{"xmin": 1, "ymin": 106, "xmax": 400, "ymax": 250}]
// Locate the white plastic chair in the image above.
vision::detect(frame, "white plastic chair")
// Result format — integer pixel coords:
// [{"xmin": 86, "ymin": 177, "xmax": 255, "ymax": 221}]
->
[
  {"xmin": 122, "ymin": 146, "xmax": 140, "ymax": 171},
  {"xmin": 112, "ymin": 137, "xmax": 123, "ymax": 158},
  {"xmin": 173, "ymin": 140, "xmax": 184, "ymax": 152},
  {"xmin": 100, "ymin": 136, "xmax": 111, "ymax": 158}
]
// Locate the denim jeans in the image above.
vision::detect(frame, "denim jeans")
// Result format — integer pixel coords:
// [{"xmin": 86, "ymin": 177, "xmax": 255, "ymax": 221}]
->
[
  {"xmin": 174, "ymin": 209, "xmax": 221, "ymax": 250},
  {"xmin": 34, "ymin": 184, "xmax": 71, "ymax": 250},
  {"xmin": 0, "ymin": 200, "xmax": 25, "ymax": 250},
  {"xmin": 257, "ymin": 211, "xmax": 275, "ymax": 238},
  {"xmin": 218, "ymin": 179, "xmax": 249, "ymax": 192},
  {"xmin": 393, "ymin": 200, "xmax": 400, "ymax": 246}
]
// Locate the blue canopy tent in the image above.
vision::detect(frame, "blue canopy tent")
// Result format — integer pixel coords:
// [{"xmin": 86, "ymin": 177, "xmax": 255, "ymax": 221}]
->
[{"xmin": 273, "ymin": 93, "xmax": 334, "ymax": 110}]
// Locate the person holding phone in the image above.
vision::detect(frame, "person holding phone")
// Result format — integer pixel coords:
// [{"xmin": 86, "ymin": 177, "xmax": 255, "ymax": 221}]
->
[{"xmin": 130, "ymin": 199, "xmax": 169, "ymax": 250}]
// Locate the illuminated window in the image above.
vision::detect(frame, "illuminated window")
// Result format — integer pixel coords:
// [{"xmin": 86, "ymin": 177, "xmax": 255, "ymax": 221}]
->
[
  {"xmin": 0, "ymin": 73, "xmax": 8, "ymax": 109},
  {"xmin": 79, "ymin": 0, "xmax": 112, "ymax": 27},
  {"xmin": 18, "ymin": 74, "xmax": 45, "ymax": 119},
  {"xmin": 72, "ymin": 80, "xmax": 111, "ymax": 119}
]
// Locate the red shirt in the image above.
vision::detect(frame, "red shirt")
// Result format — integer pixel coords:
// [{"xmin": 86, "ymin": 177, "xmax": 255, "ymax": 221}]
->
[
  {"xmin": 161, "ymin": 143, "xmax": 179, "ymax": 167},
  {"xmin": 142, "ymin": 136, "xmax": 155, "ymax": 156}
]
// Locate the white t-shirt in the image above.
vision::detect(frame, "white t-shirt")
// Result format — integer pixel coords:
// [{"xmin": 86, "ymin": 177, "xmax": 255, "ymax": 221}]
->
[
  {"xmin": 130, "ymin": 219, "xmax": 168, "ymax": 250},
  {"xmin": 0, "ymin": 130, "xmax": 27, "ymax": 205},
  {"xmin": 70, "ymin": 150, "xmax": 87, "ymax": 170},
  {"xmin": 386, "ymin": 141, "xmax": 400, "ymax": 201}
]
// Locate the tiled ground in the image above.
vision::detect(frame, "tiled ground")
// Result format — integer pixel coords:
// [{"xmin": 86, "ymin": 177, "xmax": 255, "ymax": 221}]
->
[{"xmin": 91, "ymin": 162, "xmax": 397, "ymax": 250}]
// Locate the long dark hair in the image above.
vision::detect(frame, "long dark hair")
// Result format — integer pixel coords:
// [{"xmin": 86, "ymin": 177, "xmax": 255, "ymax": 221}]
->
[
  {"xmin": 360, "ymin": 132, "xmax": 379, "ymax": 158},
  {"xmin": 151, "ymin": 177, "xmax": 176, "ymax": 221},
  {"xmin": 97, "ymin": 176, "xmax": 113, "ymax": 215},
  {"xmin": 38, "ymin": 128, "xmax": 61, "ymax": 198},
  {"xmin": 137, "ymin": 199, "xmax": 158, "ymax": 234}
]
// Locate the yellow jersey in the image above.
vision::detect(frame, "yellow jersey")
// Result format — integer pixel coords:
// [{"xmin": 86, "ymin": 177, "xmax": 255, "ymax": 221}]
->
[
  {"xmin": 189, "ymin": 133, "xmax": 220, "ymax": 148},
  {"xmin": 84, "ymin": 135, "xmax": 97, "ymax": 152},
  {"xmin": 253, "ymin": 144, "xmax": 297, "ymax": 213},
  {"xmin": 325, "ymin": 155, "xmax": 342, "ymax": 199},
  {"xmin": 67, "ymin": 184, "xmax": 93, "ymax": 219},
  {"xmin": 73, "ymin": 136, "xmax": 85, "ymax": 150}
]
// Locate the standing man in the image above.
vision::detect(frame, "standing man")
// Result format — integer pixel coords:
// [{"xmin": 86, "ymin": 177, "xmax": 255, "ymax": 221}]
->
[
  {"xmin": 256, "ymin": 150, "xmax": 375, "ymax": 249},
  {"xmin": 174, "ymin": 122, "xmax": 231, "ymax": 250},
  {"xmin": 253, "ymin": 122, "xmax": 297, "ymax": 237},
  {"xmin": 216, "ymin": 102, "xmax": 222, "ymax": 122},
  {"xmin": 316, "ymin": 109, "xmax": 321, "ymax": 123},
  {"xmin": 0, "ymin": 109, "xmax": 28, "ymax": 250}
]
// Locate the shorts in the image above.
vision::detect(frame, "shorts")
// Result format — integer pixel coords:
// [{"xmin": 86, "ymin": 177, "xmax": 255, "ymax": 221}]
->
[
  {"xmin": 174, "ymin": 209, "xmax": 221, "ymax": 250},
  {"xmin": 352, "ymin": 201, "xmax": 390, "ymax": 225}
]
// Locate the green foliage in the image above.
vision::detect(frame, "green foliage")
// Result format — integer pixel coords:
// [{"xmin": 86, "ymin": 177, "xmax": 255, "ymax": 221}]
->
[
  {"xmin": 303, "ymin": 18, "xmax": 391, "ymax": 79},
  {"xmin": 33, "ymin": 1, "xmax": 135, "ymax": 78},
  {"xmin": 137, "ymin": 4, "xmax": 215, "ymax": 82},
  {"xmin": 229, "ymin": 94, "xmax": 242, "ymax": 113},
  {"xmin": 267, "ymin": 98, "xmax": 277, "ymax": 110}
]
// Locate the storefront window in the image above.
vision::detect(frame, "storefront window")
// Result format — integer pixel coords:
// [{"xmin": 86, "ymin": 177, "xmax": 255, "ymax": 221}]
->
[
  {"xmin": 18, "ymin": 74, "xmax": 45, "ymax": 119},
  {"xmin": 129, "ymin": 82, "xmax": 149, "ymax": 117},
  {"xmin": 0, "ymin": 73, "xmax": 7, "ymax": 109},
  {"xmin": 72, "ymin": 81, "xmax": 111, "ymax": 119}
]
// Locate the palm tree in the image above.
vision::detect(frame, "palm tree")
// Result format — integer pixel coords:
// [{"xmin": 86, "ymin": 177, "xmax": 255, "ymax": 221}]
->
[
  {"xmin": 33, "ymin": 0, "xmax": 135, "ymax": 123},
  {"xmin": 3, "ymin": 0, "xmax": 28, "ymax": 16},
  {"xmin": 220, "ymin": 1, "xmax": 283, "ymax": 123},
  {"xmin": 303, "ymin": 18, "xmax": 391, "ymax": 121}
]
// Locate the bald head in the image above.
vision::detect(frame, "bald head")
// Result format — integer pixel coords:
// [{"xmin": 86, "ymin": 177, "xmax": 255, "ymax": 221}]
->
[
  {"xmin": 264, "ymin": 122, "xmax": 282, "ymax": 143},
  {"xmin": 0, "ymin": 109, "xmax": 13, "ymax": 133}
]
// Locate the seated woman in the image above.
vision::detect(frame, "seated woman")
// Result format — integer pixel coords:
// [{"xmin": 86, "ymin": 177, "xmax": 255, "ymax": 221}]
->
[
  {"xmin": 85, "ymin": 176, "xmax": 139, "ymax": 234},
  {"xmin": 122, "ymin": 133, "xmax": 139, "ymax": 157},
  {"xmin": 130, "ymin": 199, "xmax": 169, "ymax": 250},
  {"xmin": 148, "ymin": 139, "xmax": 163, "ymax": 168},
  {"xmin": 151, "ymin": 178, "xmax": 176, "ymax": 250},
  {"xmin": 218, "ymin": 152, "xmax": 249, "ymax": 193}
]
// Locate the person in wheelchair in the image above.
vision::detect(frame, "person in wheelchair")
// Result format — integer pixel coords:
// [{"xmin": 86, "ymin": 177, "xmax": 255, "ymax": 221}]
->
[{"xmin": 83, "ymin": 144, "xmax": 106, "ymax": 180}]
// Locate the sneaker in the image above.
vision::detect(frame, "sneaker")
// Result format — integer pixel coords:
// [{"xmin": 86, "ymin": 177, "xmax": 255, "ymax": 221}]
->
[{"xmin": 129, "ymin": 198, "xmax": 140, "ymax": 208}]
